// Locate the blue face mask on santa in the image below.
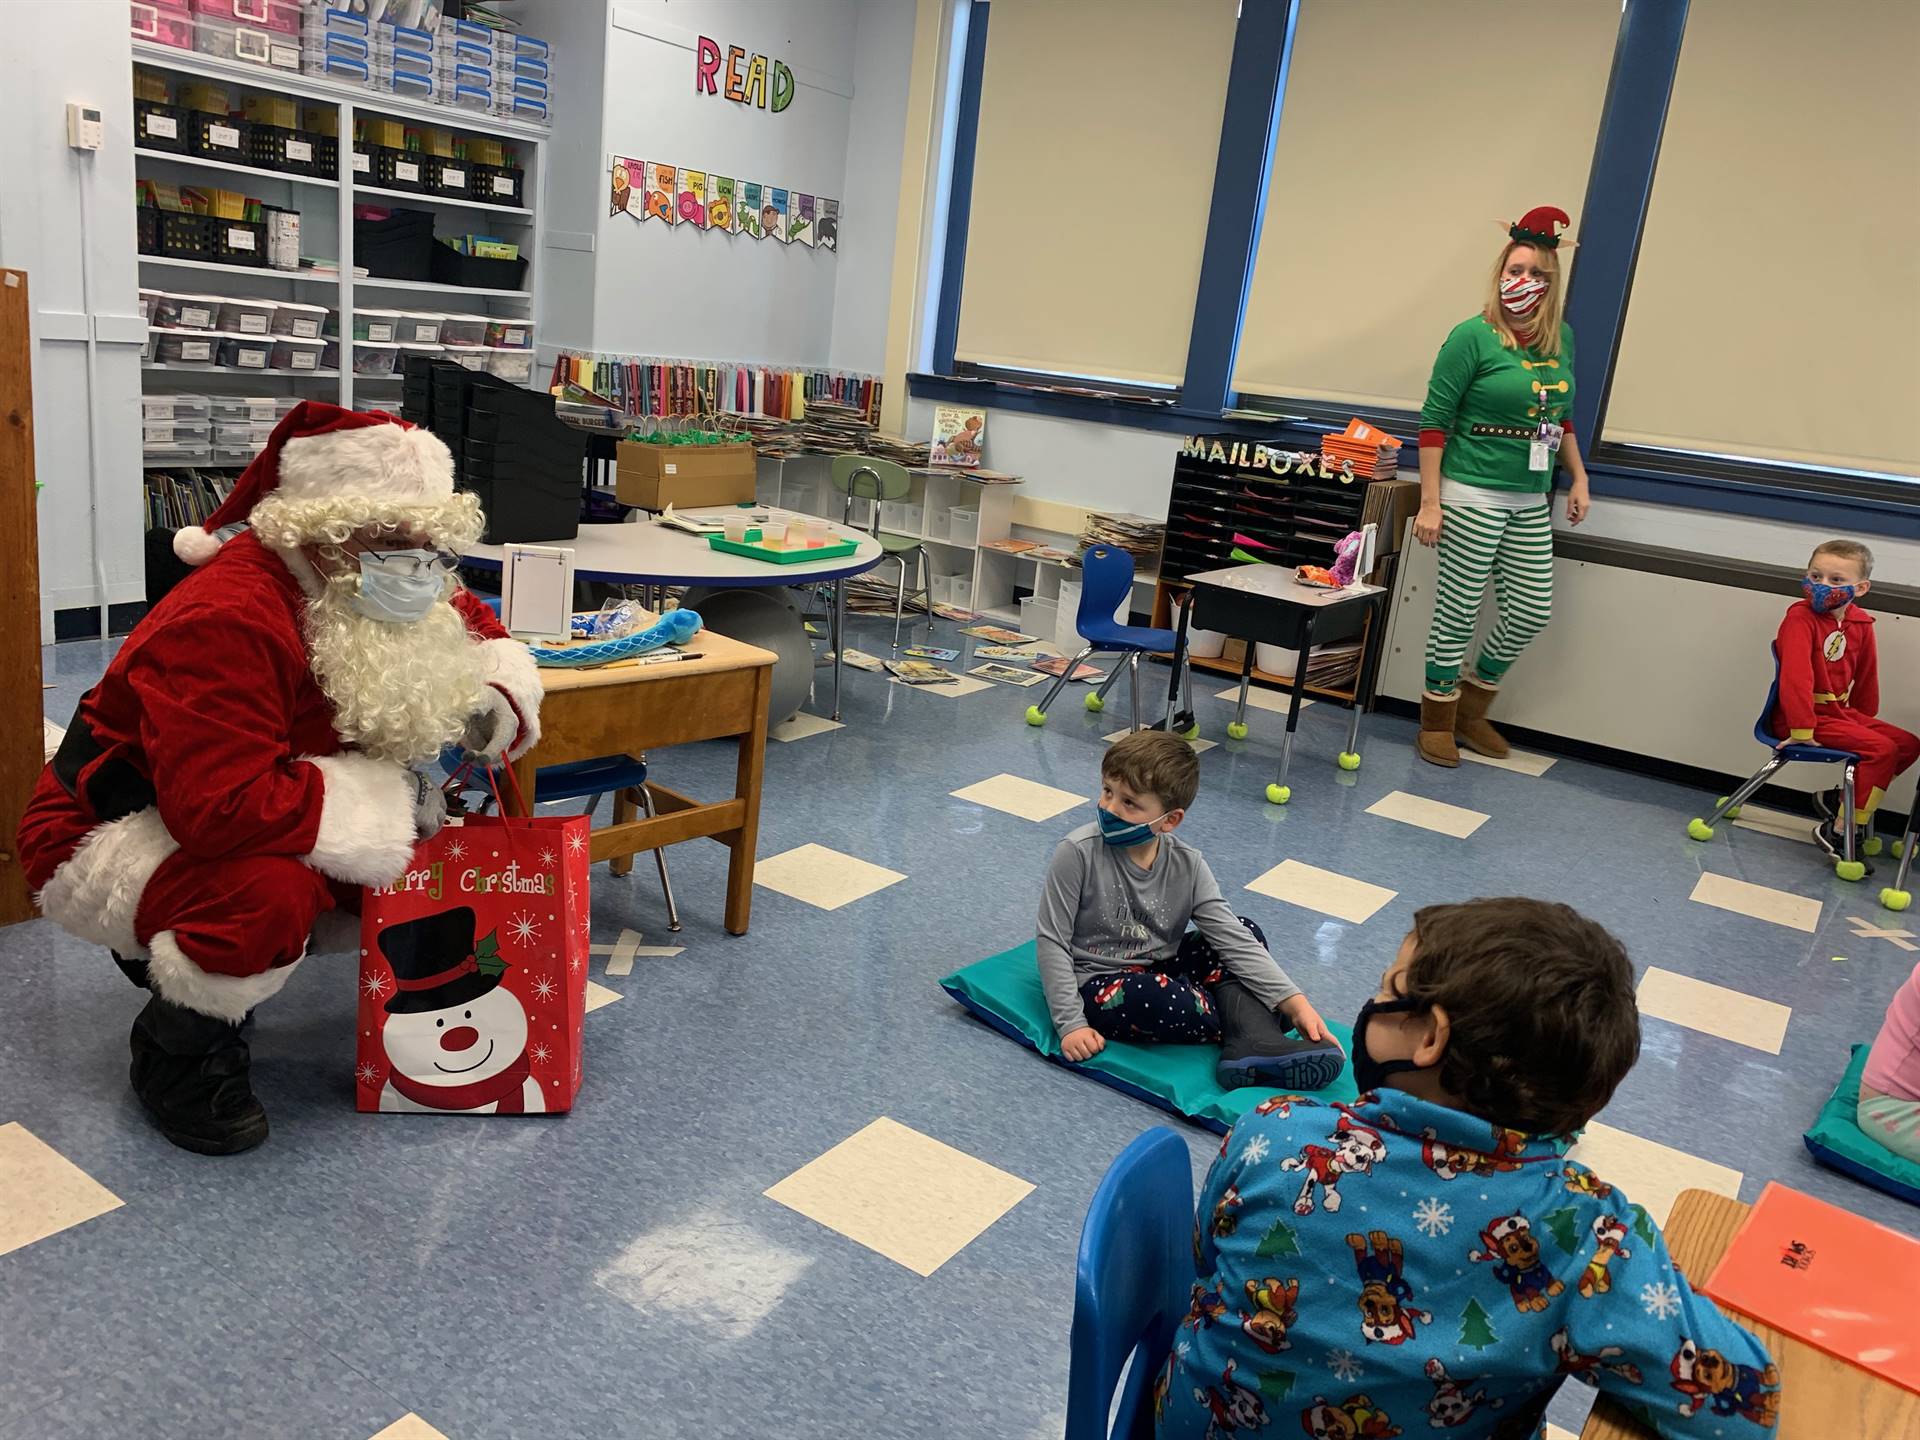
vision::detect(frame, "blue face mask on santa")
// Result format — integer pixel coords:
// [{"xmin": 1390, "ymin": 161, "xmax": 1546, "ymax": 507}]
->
[
  {"xmin": 1096, "ymin": 804, "xmax": 1165, "ymax": 848},
  {"xmin": 1802, "ymin": 578, "xmax": 1857, "ymax": 614},
  {"xmin": 352, "ymin": 550, "xmax": 446, "ymax": 624}
]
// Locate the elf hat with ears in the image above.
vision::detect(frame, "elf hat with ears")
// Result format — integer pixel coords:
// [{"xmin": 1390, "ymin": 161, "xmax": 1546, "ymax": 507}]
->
[
  {"xmin": 1507, "ymin": 206, "xmax": 1574, "ymax": 250},
  {"xmin": 171, "ymin": 401, "xmax": 475, "ymax": 565}
]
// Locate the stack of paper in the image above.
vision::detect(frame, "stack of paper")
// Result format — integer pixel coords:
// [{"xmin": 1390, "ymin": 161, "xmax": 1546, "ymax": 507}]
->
[
  {"xmin": 870, "ymin": 433, "xmax": 931, "ymax": 467},
  {"xmin": 800, "ymin": 400, "xmax": 874, "ymax": 456},
  {"xmin": 741, "ymin": 413, "xmax": 801, "ymax": 459},
  {"xmin": 1304, "ymin": 641, "xmax": 1362, "ymax": 689},
  {"xmin": 1322, "ymin": 418, "xmax": 1402, "ymax": 479},
  {"xmin": 1080, "ymin": 511, "xmax": 1165, "ymax": 572}
]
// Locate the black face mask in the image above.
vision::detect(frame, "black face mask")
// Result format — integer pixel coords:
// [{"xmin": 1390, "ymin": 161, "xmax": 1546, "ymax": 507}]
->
[{"xmin": 1351, "ymin": 996, "xmax": 1430, "ymax": 1095}]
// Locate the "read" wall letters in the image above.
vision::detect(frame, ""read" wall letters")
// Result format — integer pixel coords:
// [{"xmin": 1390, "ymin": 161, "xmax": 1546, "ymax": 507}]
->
[{"xmin": 695, "ymin": 36, "xmax": 794, "ymax": 114}]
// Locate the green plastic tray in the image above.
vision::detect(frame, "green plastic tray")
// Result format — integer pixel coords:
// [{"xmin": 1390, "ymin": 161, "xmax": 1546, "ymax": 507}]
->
[{"xmin": 706, "ymin": 531, "xmax": 859, "ymax": 564}]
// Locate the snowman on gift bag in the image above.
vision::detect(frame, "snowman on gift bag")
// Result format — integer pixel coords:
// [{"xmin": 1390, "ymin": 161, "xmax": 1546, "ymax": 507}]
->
[{"xmin": 377, "ymin": 908, "xmax": 546, "ymax": 1114}]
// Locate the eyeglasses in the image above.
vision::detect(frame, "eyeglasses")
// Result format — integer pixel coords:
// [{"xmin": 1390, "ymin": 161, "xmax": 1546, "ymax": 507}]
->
[{"xmin": 354, "ymin": 547, "xmax": 459, "ymax": 580}]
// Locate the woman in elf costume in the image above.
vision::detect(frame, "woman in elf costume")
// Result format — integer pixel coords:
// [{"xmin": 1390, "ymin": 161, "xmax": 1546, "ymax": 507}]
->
[{"xmin": 1411, "ymin": 206, "xmax": 1593, "ymax": 767}]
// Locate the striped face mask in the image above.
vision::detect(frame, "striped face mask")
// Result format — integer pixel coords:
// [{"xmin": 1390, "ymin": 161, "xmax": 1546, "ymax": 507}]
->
[{"xmin": 1499, "ymin": 274, "xmax": 1549, "ymax": 316}]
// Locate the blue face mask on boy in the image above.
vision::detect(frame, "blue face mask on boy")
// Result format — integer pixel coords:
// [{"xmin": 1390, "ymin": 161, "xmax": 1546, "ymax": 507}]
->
[
  {"xmin": 1096, "ymin": 804, "xmax": 1165, "ymax": 848},
  {"xmin": 1802, "ymin": 578, "xmax": 1856, "ymax": 614}
]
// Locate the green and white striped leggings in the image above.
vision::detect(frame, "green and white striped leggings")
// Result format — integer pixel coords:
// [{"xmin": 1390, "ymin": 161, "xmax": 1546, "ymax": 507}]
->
[{"xmin": 1424, "ymin": 501, "xmax": 1554, "ymax": 694}]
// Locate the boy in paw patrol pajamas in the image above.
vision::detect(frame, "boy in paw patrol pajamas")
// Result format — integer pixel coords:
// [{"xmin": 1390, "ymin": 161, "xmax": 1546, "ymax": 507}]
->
[{"xmin": 1154, "ymin": 899, "xmax": 1780, "ymax": 1439}]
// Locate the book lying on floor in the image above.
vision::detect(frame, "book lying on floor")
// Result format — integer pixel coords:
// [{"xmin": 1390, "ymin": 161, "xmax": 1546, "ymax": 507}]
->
[
  {"xmin": 902, "ymin": 644, "xmax": 959, "ymax": 661},
  {"xmin": 976, "ymin": 644, "xmax": 1040, "ymax": 658},
  {"xmin": 885, "ymin": 659, "xmax": 960, "ymax": 685},
  {"xmin": 960, "ymin": 625, "xmax": 1039, "ymax": 645},
  {"xmin": 970, "ymin": 662, "xmax": 1047, "ymax": 687},
  {"xmin": 827, "ymin": 649, "xmax": 885, "ymax": 672},
  {"xmin": 1031, "ymin": 656, "xmax": 1105, "ymax": 681},
  {"xmin": 933, "ymin": 604, "xmax": 978, "ymax": 622}
]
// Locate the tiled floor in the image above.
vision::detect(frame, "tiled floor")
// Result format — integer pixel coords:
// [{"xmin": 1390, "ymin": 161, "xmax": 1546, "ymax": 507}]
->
[{"xmin": 7, "ymin": 616, "xmax": 1919, "ymax": 1439}]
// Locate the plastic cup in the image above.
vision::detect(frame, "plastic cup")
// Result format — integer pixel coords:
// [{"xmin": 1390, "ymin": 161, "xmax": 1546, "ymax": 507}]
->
[{"xmin": 723, "ymin": 515, "xmax": 750, "ymax": 542}]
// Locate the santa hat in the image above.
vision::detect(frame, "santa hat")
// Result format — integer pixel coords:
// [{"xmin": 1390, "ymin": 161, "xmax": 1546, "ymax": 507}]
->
[
  {"xmin": 1670, "ymin": 1340, "xmax": 1707, "ymax": 1415},
  {"xmin": 1477, "ymin": 1214, "xmax": 1531, "ymax": 1251},
  {"xmin": 1508, "ymin": 205, "xmax": 1573, "ymax": 249},
  {"xmin": 1335, "ymin": 1113, "xmax": 1386, "ymax": 1155},
  {"xmin": 173, "ymin": 402, "xmax": 472, "ymax": 565}
]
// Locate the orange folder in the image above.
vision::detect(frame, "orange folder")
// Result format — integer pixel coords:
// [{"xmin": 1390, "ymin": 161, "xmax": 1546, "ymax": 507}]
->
[{"xmin": 1702, "ymin": 1182, "xmax": 1920, "ymax": 1394}]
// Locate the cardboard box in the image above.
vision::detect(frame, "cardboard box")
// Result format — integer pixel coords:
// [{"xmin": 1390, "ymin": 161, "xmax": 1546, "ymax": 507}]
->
[
  {"xmin": 615, "ymin": 441, "xmax": 757, "ymax": 511},
  {"xmin": 1361, "ymin": 477, "xmax": 1420, "ymax": 555}
]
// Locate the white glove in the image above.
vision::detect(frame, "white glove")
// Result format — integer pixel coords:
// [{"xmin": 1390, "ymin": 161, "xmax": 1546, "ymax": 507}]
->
[
  {"xmin": 460, "ymin": 687, "xmax": 519, "ymax": 766},
  {"xmin": 413, "ymin": 770, "xmax": 448, "ymax": 840}
]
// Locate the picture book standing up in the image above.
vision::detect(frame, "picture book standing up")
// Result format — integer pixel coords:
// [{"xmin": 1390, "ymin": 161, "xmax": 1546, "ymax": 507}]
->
[{"xmin": 930, "ymin": 405, "xmax": 986, "ymax": 467}]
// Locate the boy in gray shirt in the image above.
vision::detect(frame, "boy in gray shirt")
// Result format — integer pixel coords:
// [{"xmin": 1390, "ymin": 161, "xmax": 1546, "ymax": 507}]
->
[{"xmin": 1038, "ymin": 731, "xmax": 1344, "ymax": 1090}]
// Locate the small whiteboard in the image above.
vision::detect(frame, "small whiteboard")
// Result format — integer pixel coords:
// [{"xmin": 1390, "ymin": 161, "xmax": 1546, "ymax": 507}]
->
[{"xmin": 501, "ymin": 544, "xmax": 575, "ymax": 640}]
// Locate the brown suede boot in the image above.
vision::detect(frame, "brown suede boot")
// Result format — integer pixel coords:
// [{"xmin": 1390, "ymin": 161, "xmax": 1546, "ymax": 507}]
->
[
  {"xmin": 1417, "ymin": 692, "xmax": 1460, "ymax": 767},
  {"xmin": 1454, "ymin": 677, "xmax": 1510, "ymax": 759}
]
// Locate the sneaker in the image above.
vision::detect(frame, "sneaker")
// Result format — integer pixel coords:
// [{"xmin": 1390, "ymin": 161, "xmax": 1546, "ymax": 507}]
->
[
  {"xmin": 1814, "ymin": 819, "xmax": 1875, "ymax": 875},
  {"xmin": 129, "ymin": 995, "xmax": 269, "ymax": 1155},
  {"xmin": 1811, "ymin": 788, "xmax": 1840, "ymax": 823},
  {"xmin": 1212, "ymin": 980, "xmax": 1347, "ymax": 1092}
]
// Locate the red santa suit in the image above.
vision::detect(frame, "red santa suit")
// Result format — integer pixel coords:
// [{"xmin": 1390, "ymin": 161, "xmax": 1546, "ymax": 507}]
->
[
  {"xmin": 1771, "ymin": 599, "xmax": 1919, "ymax": 819},
  {"xmin": 18, "ymin": 406, "xmax": 542, "ymax": 1023}
]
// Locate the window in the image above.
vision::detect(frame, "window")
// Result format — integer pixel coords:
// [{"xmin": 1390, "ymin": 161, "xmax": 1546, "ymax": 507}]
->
[
  {"xmin": 952, "ymin": 0, "xmax": 1240, "ymax": 388},
  {"xmin": 1603, "ymin": 0, "xmax": 1920, "ymax": 479},
  {"xmin": 1229, "ymin": 0, "xmax": 1620, "ymax": 414}
]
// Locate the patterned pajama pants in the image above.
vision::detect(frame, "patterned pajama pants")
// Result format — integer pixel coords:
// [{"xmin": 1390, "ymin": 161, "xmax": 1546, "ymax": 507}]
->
[
  {"xmin": 1424, "ymin": 501, "xmax": 1554, "ymax": 694},
  {"xmin": 1076, "ymin": 917, "xmax": 1268, "ymax": 1043}
]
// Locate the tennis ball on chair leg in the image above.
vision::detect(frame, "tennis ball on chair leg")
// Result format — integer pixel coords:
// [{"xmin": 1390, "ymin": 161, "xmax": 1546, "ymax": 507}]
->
[
  {"xmin": 1265, "ymin": 783, "xmax": 1290, "ymax": 805},
  {"xmin": 1025, "ymin": 704, "xmax": 1047, "ymax": 727},
  {"xmin": 1084, "ymin": 693, "xmax": 1104, "ymax": 713},
  {"xmin": 1686, "ymin": 818, "xmax": 1714, "ymax": 841},
  {"xmin": 1227, "ymin": 721, "xmax": 1249, "ymax": 741},
  {"xmin": 1881, "ymin": 888, "xmax": 1912, "ymax": 912},
  {"xmin": 1337, "ymin": 751, "xmax": 1361, "ymax": 771},
  {"xmin": 1836, "ymin": 859, "xmax": 1867, "ymax": 883}
]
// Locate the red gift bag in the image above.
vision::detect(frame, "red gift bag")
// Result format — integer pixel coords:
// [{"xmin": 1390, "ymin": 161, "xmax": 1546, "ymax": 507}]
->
[{"xmin": 356, "ymin": 787, "xmax": 591, "ymax": 1115}]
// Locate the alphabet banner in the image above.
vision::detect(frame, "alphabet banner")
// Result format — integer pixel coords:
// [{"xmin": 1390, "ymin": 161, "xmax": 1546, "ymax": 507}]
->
[{"xmin": 612, "ymin": 156, "xmax": 836, "ymax": 258}]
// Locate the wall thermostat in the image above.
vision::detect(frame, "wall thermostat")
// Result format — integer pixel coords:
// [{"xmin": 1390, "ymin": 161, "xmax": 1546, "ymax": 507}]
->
[{"xmin": 66, "ymin": 104, "xmax": 104, "ymax": 152}]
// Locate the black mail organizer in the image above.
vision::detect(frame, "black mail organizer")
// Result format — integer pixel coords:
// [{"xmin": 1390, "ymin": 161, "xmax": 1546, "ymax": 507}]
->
[{"xmin": 1149, "ymin": 432, "xmax": 1417, "ymax": 706}]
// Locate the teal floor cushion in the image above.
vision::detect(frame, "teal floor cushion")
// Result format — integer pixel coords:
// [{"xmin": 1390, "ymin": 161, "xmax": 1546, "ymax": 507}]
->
[
  {"xmin": 941, "ymin": 939, "xmax": 1356, "ymax": 1134},
  {"xmin": 1803, "ymin": 1043, "xmax": 1920, "ymax": 1207}
]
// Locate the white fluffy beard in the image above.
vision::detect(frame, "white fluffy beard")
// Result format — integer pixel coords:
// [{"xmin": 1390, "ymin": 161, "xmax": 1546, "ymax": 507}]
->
[{"xmin": 305, "ymin": 573, "xmax": 489, "ymax": 765}]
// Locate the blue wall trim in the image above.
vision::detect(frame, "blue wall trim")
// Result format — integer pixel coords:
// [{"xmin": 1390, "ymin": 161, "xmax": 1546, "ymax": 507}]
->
[
  {"xmin": 1179, "ymin": 0, "xmax": 1296, "ymax": 412},
  {"xmin": 929, "ymin": 0, "xmax": 989, "ymax": 378},
  {"xmin": 1564, "ymin": 0, "xmax": 1690, "ymax": 448}
]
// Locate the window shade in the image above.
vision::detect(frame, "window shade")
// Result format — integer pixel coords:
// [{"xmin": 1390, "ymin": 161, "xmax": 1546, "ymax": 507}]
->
[
  {"xmin": 1605, "ymin": 0, "xmax": 1920, "ymax": 477},
  {"xmin": 1230, "ymin": 1, "xmax": 1619, "ymax": 410},
  {"xmin": 953, "ymin": 0, "xmax": 1240, "ymax": 388}
]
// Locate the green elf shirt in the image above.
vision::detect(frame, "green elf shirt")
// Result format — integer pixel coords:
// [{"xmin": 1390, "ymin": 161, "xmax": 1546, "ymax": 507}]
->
[{"xmin": 1418, "ymin": 315, "xmax": 1576, "ymax": 494}]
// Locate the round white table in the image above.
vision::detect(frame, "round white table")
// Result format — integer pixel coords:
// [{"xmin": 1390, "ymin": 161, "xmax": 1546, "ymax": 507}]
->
[{"xmin": 463, "ymin": 515, "xmax": 887, "ymax": 718}]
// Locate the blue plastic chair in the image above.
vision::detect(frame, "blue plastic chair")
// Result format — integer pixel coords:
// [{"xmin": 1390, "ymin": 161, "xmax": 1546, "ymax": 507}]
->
[
  {"xmin": 1025, "ymin": 546, "xmax": 1190, "ymax": 733},
  {"xmin": 1065, "ymin": 1127, "xmax": 1195, "ymax": 1440},
  {"xmin": 1687, "ymin": 642, "xmax": 1869, "ymax": 881},
  {"xmin": 451, "ymin": 595, "xmax": 680, "ymax": 928}
]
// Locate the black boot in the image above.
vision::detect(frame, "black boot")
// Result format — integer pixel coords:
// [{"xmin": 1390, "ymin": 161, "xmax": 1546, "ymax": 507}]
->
[
  {"xmin": 111, "ymin": 951, "xmax": 152, "ymax": 990},
  {"xmin": 129, "ymin": 995, "xmax": 269, "ymax": 1155},
  {"xmin": 1214, "ymin": 980, "xmax": 1346, "ymax": 1092}
]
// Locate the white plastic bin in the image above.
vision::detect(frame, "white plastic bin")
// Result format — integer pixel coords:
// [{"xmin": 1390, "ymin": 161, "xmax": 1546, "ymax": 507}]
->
[
  {"xmin": 1020, "ymin": 595, "xmax": 1058, "ymax": 640},
  {"xmin": 153, "ymin": 329, "xmax": 218, "ymax": 366},
  {"xmin": 270, "ymin": 301, "xmax": 327, "ymax": 339},
  {"xmin": 137, "ymin": 288, "xmax": 164, "ymax": 323},
  {"xmin": 143, "ymin": 419, "xmax": 210, "ymax": 449},
  {"xmin": 217, "ymin": 298, "xmax": 277, "ymax": 336},
  {"xmin": 1171, "ymin": 592, "xmax": 1228, "ymax": 660},
  {"xmin": 438, "ymin": 313, "xmax": 489, "ymax": 347},
  {"xmin": 947, "ymin": 506, "xmax": 980, "ymax": 547},
  {"xmin": 950, "ymin": 575, "xmax": 975, "ymax": 610},
  {"xmin": 483, "ymin": 346, "xmax": 534, "ymax": 384},
  {"xmin": 399, "ymin": 312, "xmax": 444, "ymax": 344},
  {"xmin": 217, "ymin": 334, "xmax": 274, "ymax": 370},
  {"xmin": 269, "ymin": 337, "xmax": 327, "ymax": 371},
  {"xmin": 1056, "ymin": 577, "xmax": 1130, "ymax": 655},
  {"xmin": 154, "ymin": 293, "xmax": 220, "ymax": 331},
  {"xmin": 929, "ymin": 573, "xmax": 955, "ymax": 607},
  {"xmin": 142, "ymin": 393, "xmax": 210, "ymax": 422},
  {"xmin": 1255, "ymin": 643, "xmax": 1301, "ymax": 678}
]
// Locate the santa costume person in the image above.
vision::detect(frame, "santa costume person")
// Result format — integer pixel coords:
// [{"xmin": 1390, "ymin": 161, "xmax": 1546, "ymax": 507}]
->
[{"xmin": 18, "ymin": 403, "xmax": 544, "ymax": 1155}]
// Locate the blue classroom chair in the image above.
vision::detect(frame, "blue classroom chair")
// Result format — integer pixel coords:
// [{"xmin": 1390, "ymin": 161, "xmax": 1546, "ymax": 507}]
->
[
  {"xmin": 1026, "ymin": 545, "xmax": 1192, "ymax": 734},
  {"xmin": 1065, "ymin": 1127, "xmax": 1195, "ymax": 1440},
  {"xmin": 1687, "ymin": 642, "xmax": 1870, "ymax": 882}
]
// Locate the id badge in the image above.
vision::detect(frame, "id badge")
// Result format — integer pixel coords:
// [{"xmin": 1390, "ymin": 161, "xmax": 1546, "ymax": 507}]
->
[
  {"xmin": 1539, "ymin": 421, "xmax": 1564, "ymax": 453},
  {"xmin": 1528, "ymin": 440, "xmax": 1551, "ymax": 472}
]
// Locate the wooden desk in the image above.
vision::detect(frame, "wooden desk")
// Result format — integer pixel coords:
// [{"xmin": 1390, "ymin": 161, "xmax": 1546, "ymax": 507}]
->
[
  {"xmin": 504, "ymin": 631, "xmax": 775, "ymax": 935},
  {"xmin": 1582, "ymin": 1188, "xmax": 1919, "ymax": 1438}
]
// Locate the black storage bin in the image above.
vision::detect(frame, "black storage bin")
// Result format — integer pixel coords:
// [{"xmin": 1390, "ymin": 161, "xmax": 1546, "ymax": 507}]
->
[
  {"xmin": 187, "ymin": 112, "xmax": 251, "ymax": 162},
  {"xmin": 469, "ymin": 163, "xmax": 525, "ymax": 206},
  {"xmin": 209, "ymin": 218, "xmax": 268, "ymax": 267},
  {"xmin": 465, "ymin": 433, "xmax": 588, "ymax": 476},
  {"xmin": 137, "ymin": 205, "xmax": 163, "ymax": 255},
  {"xmin": 369, "ymin": 145, "xmax": 427, "ymax": 193},
  {"xmin": 157, "ymin": 211, "xmax": 215, "ymax": 261},
  {"xmin": 353, "ymin": 208, "xmax": 436, "ymax": 280},
  {"xmin": 424, "ymin": 157, "xmax": 472, "ymax": 199},
  {"xmin": 249, "ymin": 125, "xmax": 324, "ymax": 177},
  {"xmin": 462, "ymin": 460, "xmax": 581, "ymax": 545},
  {"xmin": 429, "ymin": 244, "xmax": 528, "ymax": 292},
  {"xmin": 135, "ymin": 101, "xmax": 187, "ymax": 153},
  {"xmin": 315, "ymin": 136, "xmax": 339, "ymax": 178}
]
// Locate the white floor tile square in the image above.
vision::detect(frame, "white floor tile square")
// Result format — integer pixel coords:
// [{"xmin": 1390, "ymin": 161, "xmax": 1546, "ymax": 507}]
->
[
  {"xmin": 1731, "ymin": 803, "xmax": 1817, "ymax": 845},
  {"xmin": 584, "ymin": 980, "xmax": 622, "ymax": 1013},
  {"xmin": 755, "ymin": 843, "xmax": 906, "ymax": 911},
  {"xmin": 1213, "ymin": 683, "xmax": 1312, "ymax": 715},
  {"xmin": 0, "ymin": 1122, "xmax": 123, "ymax": 1259},
  {"xmin": 1637, "ymin": 967, "xmax": 1791, "ymax": 1054},
  {"xmin": 893, "ymin": 675, "xmax": 996, "ymax": 699},
  {"xmin": 1460, "ymin": 747, "xmax": 1557, "ymax": 777},
  {"xmin": 950, "ymin": 773, "xmax": 1086, "ymax": 823},
  {"xmin": 368, "ymin": 1417, "xmax": 450, "ymax": 1440},
  {"xmin": 1103, "ymin": 729, "xmax": 1218, "ymax": 755},
  {"xmin": 1689, "ymin": 871, "xmax": 1822, "ymax": 933},
  {"xmin": 765, "ymin": 1117, "xmax": 1034, "ymax": 1277},
  {"xmin": 1566, "ymin": 1119, "xmax": 1742, "ymax": 1225},
  {"xmin": 1245, "ymin": 859, "xmax": 1397, "ymax": 925},
  {"xmin": 771, "ymin": 712, "xmax": 846, "ymax": 743},
  {"xmin": 1365, "ymin": 790, "xmax": 1489, "ymax": 839}
]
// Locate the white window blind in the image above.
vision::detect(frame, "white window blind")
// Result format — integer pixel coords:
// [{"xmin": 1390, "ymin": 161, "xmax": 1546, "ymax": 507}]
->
[
  {"xmin": 1230, "ymin": 0, "xmax": 1619, "ymax": 411},
  {"xmin": 1605, "ymin": 0, "xmax": 1920, "ymax": 477},
  {"xmin": 953, "ymin": 0, "xmax": 1240, "ymax": 388}
]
